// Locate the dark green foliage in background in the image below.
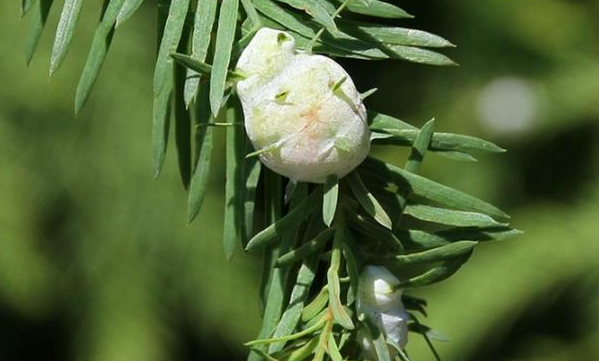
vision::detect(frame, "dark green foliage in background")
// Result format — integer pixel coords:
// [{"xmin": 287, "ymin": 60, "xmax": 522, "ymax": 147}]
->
[{"xmin": 1, "ymin": 1, "xmax": 599, "ymax": 361}]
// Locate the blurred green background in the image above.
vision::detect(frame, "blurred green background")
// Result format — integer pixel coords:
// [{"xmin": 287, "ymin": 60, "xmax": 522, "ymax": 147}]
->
[{"xmin": 1, "ymin": 1, "xmax": 598, "ymax": 361}]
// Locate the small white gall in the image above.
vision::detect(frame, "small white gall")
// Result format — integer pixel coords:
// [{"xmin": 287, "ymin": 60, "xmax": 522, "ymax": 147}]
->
[
  {"xmin": 357, "ymin": 266, "xmax": 409, "ymax": 356},
  {"xmin": 235, "ymin": 28, "xmax": 370, "ymax": 183}
]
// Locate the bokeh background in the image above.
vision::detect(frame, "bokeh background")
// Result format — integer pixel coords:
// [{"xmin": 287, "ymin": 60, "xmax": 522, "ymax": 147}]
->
[{"xmin": 1, "ymin": 1, "xmax": 599, "ymax": 360}]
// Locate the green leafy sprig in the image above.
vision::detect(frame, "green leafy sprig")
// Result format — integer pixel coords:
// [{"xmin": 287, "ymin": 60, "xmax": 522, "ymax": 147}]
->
[{"xmin": 20, "ymin": 0, "xmax": 517, "ymax": 360}]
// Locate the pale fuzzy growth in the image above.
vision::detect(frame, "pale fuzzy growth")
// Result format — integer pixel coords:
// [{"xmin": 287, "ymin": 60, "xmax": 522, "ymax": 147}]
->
[
  {"xmin": 357, "ymin": 266, "xmax": 409, "ymax": 357},
  {"xmin": 236, "ymin": 28, "xmax": 370, "ymax": 183}
]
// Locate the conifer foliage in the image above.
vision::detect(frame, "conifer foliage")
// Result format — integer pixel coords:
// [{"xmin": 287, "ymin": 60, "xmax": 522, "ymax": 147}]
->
[{"xmin": 20, "ymin": 0, "xmax": 517, "ymax": 359}]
